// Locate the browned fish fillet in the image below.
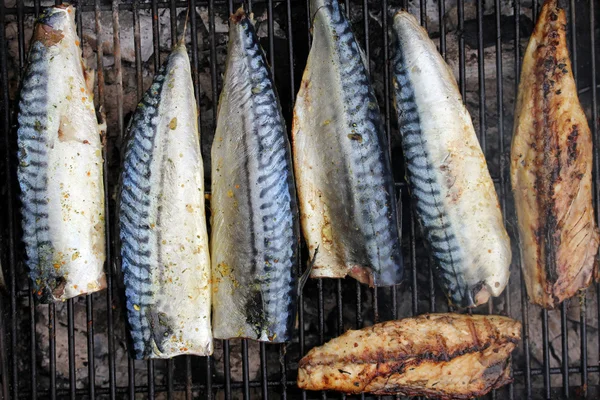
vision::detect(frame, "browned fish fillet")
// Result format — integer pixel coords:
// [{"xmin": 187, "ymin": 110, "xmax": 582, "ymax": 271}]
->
[
  {"xmin": 297, "ymin": 314, "xmax": 521, "ymax": 398},
  {"xmin": 510, "ymin": 0, "xmax": 599, "ymax": 309}
]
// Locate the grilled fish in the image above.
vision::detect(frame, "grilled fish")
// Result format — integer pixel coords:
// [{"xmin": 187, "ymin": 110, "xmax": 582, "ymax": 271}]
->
[
  {"xmin": 118, "ymin": 43, "xmax": 212, "ymax": 358},
  {"xmin": 510, "ymin": 0, "xmax": 599, "ymax": 309},
  {"xmin": 211, "ymin": 9, "xmax": 299, "ymax": 342},
  {"xmin": 298, "ymin": 313, "xmax": 521, "ymax": 398},
  {"xmin": 292, "ymin": 0, "xmax": 403, "ymax": 286},
  {"xmin": 391, "ymin": 11, "xmax": 511, "ymax": 308},
  {"xmin": 17, "ymin": 5, "xmax": 106, "ymax": 303}
]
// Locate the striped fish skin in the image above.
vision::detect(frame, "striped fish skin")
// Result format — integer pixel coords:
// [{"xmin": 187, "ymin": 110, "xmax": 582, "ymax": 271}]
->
[
  {"xmin": 511, "ymin": 0, "xmax": 599, "ymax": 309},
  {"xmin": 292, "ymin": 0, "xmax": 403, "ymax": 287},
  {"xmin": 17, "ymin": 5, "xmax": 106, "ymax": 303},
  {"xmin": 392, "ymin": 12, "xmax": 511, "ymax": 308},
  {"xmin": 211, "ymin": 9, "xmax": 299, "ymax": 342},
  {"xmin": 118, "ymin": 44, "xmax": 212, "ymax": 359}
]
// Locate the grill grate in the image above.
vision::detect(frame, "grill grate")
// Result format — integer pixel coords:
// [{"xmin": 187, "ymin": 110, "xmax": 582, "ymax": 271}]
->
[{"xmin": 0, "ymin": 0, "xmax": 599, "ymax": 399}]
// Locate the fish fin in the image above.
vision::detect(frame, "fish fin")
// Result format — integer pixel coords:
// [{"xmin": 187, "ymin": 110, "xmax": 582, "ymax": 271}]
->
[
  {"xmin": 310, "ymin": 0, "xmax": 331, "ymax": 24},
  {"xmin": 84, "ymin": 67, "xmax": 95, "ymax": 94},
  {"xmin": 298, "ymin": 246, "xmax": 319, "ymax": 297},
  {"xmin": 179, "ymin": 2, "xmax": 190, "ymax": 46},
  {"xmin": 231, "ymin": 7, "xmax": 246, "ymax": 23},
  {"xmin": 358, "ymin": 45, "xmax": 369, "ymax": 72},
  {"xmin": 97, "ymin": 105, "xmax": 107, "ymax": 134}
]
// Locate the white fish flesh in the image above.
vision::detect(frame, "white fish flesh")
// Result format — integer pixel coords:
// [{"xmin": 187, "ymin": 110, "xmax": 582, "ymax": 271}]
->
[
  {"xmin": 391, "ymin": 11, "xmax": 511, "ymax": 308},
  {"xmin": 211, "ymin": 9, "xmax": 300, "ymax": 342},
  {"xmin": 292, "ymin": 0, "xmax": 403, "ymax": 286},
  {"xmin": 17, "ymin": 5, "xmax": 106, "ymax": 303},
  {"xmin": 118, "ymin": 43, "xmax": 212, "ymax": 358}
]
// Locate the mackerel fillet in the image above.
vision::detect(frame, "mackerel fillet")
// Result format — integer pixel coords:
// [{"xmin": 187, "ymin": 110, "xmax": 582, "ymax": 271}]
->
[
  {"xmin": 118, "ymin": 44, "xmax": 212, "ymax": 358},
  {"xmin": 392, "ymin": 11, "xmax": 511, "ymax": 307},
  {"xmin": 298, "ymin": 314, "xmax": 521, "ymax": 398},
  {"xmin": 211, "ymin": 10, "xmax": 299, "ymax": 342},
  {"xmin": 17, "ymin": 5, "xmax": 106, "ymax": 303},
  {"xmin": 510, "ymin": 0, "xmax": 599, "ymax": 309},
  {"xmin": 292, "ymin": 0, "xmax": 403, "ymax": 286}
]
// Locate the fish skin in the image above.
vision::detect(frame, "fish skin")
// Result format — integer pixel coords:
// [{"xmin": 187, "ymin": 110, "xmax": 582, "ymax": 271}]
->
[
  {"xmin": 118, "ymin": 43, "xmax": 212, "ymax": 359},
  {"xmin": 391, "ymin": 12, "xmax": 511, "ymax": 308},
  {"xmin": 510, "ymin": 0, "xmax": 599, "ymax": 309},
  {"xmin": 297, "ymin": 314, "xmax": 521, "ymax": 398},
  {"xmin": 211, "ymin": 9, "xmax": 299, "ymax": 343},
  {"xmin": 17, "ymin": 5, "xmax": 106, "ymax": 303},
  {"xmin": 292, "ymin": 0, "xmax": 403, "ymax": 287}
]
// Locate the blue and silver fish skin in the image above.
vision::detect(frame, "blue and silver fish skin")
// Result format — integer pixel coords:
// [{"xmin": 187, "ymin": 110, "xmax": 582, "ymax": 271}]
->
[
  {"xmin": 292, "ymin": 0, "xmax": 403, "ymax": 286},
  {"xmin": 17, "ymin": 5, "xmax": 106, "ymax": 303},
  {"xmin": 211, "ymin": 9, "xmax": 299, "ymax": 342},
  {"xmin": 118, "ymin": 43, "xmax": 212, "ymax": 359},
  {"xmin": 392, "ymin": 12, "xmax": 511, "ymax": 308}
]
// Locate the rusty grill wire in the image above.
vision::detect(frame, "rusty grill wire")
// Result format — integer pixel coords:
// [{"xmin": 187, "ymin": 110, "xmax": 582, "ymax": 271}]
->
[{"xmin": 0, "ymin": 0, "xmax": 599, "ymax": 399}]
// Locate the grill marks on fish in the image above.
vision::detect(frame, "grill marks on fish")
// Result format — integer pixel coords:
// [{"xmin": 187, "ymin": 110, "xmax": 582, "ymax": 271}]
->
[
  {"xmin": 511, "ymin": 0, "xmax": 599, "ymax": 308},
  {"xmin": 297, "ymin": 314, "xmax": 521, "ymax": 397},
  {"xmin": 532, "ymin": 21, "xmax": 563, "ymax": 287},
  {"xmin": 18, "ymin": 6, "xmax": 106, "ymax": 303},
  {"xmin": 211, "ymin": 10, "xmax": 298, "ymax": 342},
  {"xmin": 293, "ymin": 0, "xmax": 402, "ymax": 286},
  {"xmin": 391, "ymin": 11, "xmax": 511, "ymax": 308}
]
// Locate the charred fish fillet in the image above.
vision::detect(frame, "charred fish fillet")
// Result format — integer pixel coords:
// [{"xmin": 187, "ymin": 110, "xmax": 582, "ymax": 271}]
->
[
  {"xmin": 211, "ymin": 9, "xmax": 299, "ymax": 342},
  {"xmin": 391, "ymin": 11, "xmax": 511, "ymax": 308},
  {"xmin": 17, "ymin": 5, "xmax": 106, "ymax": 303},
  {"xmin": 510, "ymin": 0, "xmax": 599, "ymax": 309},
  {"xmin": 292, "ymin": 0, "xmax": 403, "ymax": 286},
  {"xmin": 118, "ymin": 43, "xmax": 212, "ymax": 358},
  {"xmin": 298, "ymin": 313, "xmax": 521, "ymax": 398}
]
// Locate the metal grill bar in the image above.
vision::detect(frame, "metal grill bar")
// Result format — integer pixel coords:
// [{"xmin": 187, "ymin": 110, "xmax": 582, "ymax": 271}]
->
[
  {"xmin": 1, "ymin": 0, "xmax": 600, "ymax": 399},
  {"xmin": 542, "ymin": 309, "xmax": 551, "ymax": 398},
  {"xmin": 242, "ymin": 339, "xmax": 250, "ymax": 398},
  {"xmin": 86, "ymin": 296, "xmax": 96, "ymax": 400},
  {"xmin": 28, "ymin": 296, "xmax": 35, "ymax": 400},
  {"xmin": 0, "ymin": 0, "xmax": 17, "ymax": 395},
  {"xmin": 26, "ymin": 10, "xmax": 41, "ymax": 400},
  {"xmin": 67, "ymin": 300, "xmax": 76, "ymax": 400},
  {"xmin": 5, "ymin": 365, "xmax": 600, "ymax": 399},
  {"xmin": 561, "ymin": 304, "xmax": 569, "ymax": 395},
  {"xmin": 260, "ymin": 342, "xmax": 268, "ymax": 399},
  {"xmin": 476, "ymin": 0, "xmax": 486, "ymax": 149},
  {"xmin": 127, "ymin": 22, "xmax": 141, "ymax": 394},
  {"xmin": 492, "ymin": 0, "xmax": 511, "ymax": 396},
  {"xmin": 592, "ymin": 0, "xmax": 600, "ymax": 396},
  {"xmin": 457, "ymin": 0, "xmax": 466, "ymax": 100}
]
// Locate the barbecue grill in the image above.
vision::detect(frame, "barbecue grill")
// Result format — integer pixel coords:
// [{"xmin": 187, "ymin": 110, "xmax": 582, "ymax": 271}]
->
[{"xmin": 0, "ymin": 0, "xmax": 599, "ymax": 398}]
